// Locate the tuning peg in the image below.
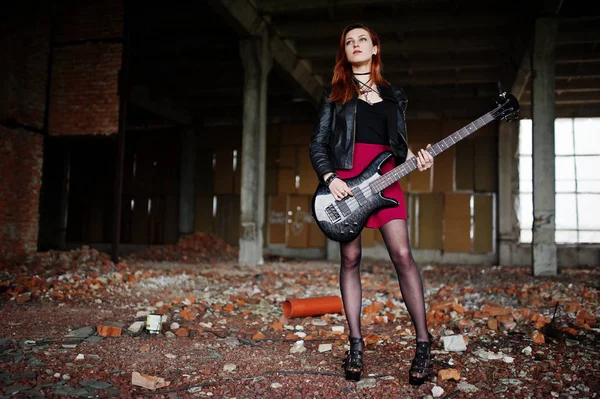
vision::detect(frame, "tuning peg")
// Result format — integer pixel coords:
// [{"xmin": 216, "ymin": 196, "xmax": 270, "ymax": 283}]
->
[
  {"xmin": 494, "ymin": 92, "xmax": 508, "ymax": 106},
  {"xmin": 504, "ymin": 112, "xmax": 520, "ymax": 122}
]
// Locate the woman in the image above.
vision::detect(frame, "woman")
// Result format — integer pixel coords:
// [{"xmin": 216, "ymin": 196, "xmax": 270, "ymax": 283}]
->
[{"xmin": 309, "ymin": 23, "xmax": 434, "ymax": 385}]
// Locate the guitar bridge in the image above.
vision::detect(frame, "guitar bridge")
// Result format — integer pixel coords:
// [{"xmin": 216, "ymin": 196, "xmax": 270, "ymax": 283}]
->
[{"xmin": 325, "ymin": 204, "xmax": 341, "ymax": 223}]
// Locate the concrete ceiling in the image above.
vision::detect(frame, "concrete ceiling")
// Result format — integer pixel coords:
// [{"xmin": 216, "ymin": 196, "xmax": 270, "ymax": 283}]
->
[{"xmin": 127, "ymin": 0, "xmax": 600, "ymax": 127}]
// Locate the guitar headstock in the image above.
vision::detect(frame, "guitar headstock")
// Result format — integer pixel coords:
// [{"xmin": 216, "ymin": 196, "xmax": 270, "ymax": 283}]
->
[{"xmin": 492, "ymin": 92, "xmax": 520, "ymax": 122}]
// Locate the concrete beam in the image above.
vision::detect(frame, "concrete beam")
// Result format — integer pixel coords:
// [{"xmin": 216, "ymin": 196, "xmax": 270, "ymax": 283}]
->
[
  {"xmin": 510, "ymin": 50, "xmax": 531, "ymax": 101},
  {"xmin": 555, "ymin": 48, "xmax": 600, "ymax": 64},
  {"xmin": 531, "ymin": 78, "xmax": 600, "ymax": 92},
  {"xmin": 521, "ymin": 91, "xmax": 600, "ymax": 105},
  {"xmin": 507, "ymin": 0, "xmax": 563, "ymax": 104},
  {"xmin": 258, "ymin": 0, "xmax": 414, "ymax": 13},
  {"xmin": 556, "ymin": 63, "xmax": 600, "ymax": 79},
  {"xmin": 207, "ymin": 0, "xmax": 323, "ymax": 104},
  {"xmin": 129, "ymin": 86, "xmax": 192, "ymax": 125},
  {"xmin": 273, "ymin": 15, "xmax": 598, "ymax": 40},
  {"xmin": 274, "ymin": 14, "xmax": 514, "ymax": 38},
  {"xmin": 519, "ymin": 103, "xmax": 600, "ymax": 118},
  {"xmin": 270, "ymin": 36, "xmax": 323, "ymax": 104},
  {"xmin": 207, "ymin": 0, "xmax": 265, "ymax": 36},
  {"xmin": 297, "ymin": 36, "xmax": 503, "ymax": 58},
  {"xmin": 556, "ymin": 30, "xmax": 600, "ymax": 45}
]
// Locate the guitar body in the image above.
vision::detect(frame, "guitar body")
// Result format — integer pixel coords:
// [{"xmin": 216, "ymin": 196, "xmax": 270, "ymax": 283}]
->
[{"xmin": 312, "ymin": 151, "xmax": 398, "ymax": 243}]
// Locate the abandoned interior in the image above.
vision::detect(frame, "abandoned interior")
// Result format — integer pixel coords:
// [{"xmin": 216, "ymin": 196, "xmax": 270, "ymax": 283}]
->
[
  {"xmin": 2, "ymin": 0, "xmax": 600, "ymax": 272},
  {"xmin": 2, "ymin": 1, "xmax": 600, "ymax": 398}
]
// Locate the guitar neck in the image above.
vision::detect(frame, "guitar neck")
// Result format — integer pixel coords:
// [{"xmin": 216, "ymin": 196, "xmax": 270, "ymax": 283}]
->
[{"xmin": 370, "ymin": 111, "xmax": 496, "ymax": 193}]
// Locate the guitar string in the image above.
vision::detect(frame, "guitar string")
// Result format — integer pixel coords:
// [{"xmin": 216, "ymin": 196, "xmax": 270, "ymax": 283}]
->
[
  {"xmin": 337, "ymin": 105, "xmax": 515, "ymax": 215},
  {"xmin": 327, "ymin": 113, "xmax": 501, "ymax": 215}
]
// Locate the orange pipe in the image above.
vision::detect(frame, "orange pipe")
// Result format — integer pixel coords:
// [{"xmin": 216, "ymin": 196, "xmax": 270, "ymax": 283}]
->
[{"xmin": 282, "ymin": 295, "xmax": 343, "ymax": 318}]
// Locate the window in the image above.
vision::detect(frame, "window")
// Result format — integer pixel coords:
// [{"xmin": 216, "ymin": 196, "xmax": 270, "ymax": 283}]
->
[{"xmin": 518, "ymin": 118, "xmax": 600, "ymax": 243}]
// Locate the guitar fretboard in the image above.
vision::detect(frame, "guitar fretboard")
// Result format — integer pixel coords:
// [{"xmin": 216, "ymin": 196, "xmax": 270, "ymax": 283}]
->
[{"xmin": 369, "ymin": 113, "xmax": 495, "ymax": 194}]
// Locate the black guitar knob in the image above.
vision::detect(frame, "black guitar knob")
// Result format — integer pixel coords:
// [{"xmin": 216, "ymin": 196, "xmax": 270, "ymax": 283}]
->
[
  {"xmin": 349, "ymin": 230, "xmax": 354, "ymax": 234},
  {"xmin": 344, "ymin": 222, "xmax": 349, "ymax": 226},
  {"xmin": 353, "ymin": 222, "xmax": 358, "ymax": 226}
]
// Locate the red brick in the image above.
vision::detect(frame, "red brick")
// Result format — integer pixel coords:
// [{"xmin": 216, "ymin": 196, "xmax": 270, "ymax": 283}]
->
[
  {"xmin": 48, "ymin": 43, "xmax": 122, "ymax": 135},
  {"xmin": 0, "ymin": 127, "xmax": 44, "ymax": 261},
  {"xmin": 97, "ymin": 324, "xmax": 122, "ymax": 337}
]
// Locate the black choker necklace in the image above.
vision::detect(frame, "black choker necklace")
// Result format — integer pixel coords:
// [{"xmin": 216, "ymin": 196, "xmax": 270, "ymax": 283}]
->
[{"xmin": 353, "ymin": 72, "xmax": 371, "ymax": 75}]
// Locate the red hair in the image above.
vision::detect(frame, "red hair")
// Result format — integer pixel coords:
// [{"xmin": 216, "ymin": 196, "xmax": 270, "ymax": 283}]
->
[{"xmin": 329, "ymin": 23, "xmax": 390, "ymax": 104}]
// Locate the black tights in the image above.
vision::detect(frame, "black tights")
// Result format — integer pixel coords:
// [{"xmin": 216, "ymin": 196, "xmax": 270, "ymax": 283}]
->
[{"xmin": 339, "ymin": 219, "xmax": 429, "ymax": 342}]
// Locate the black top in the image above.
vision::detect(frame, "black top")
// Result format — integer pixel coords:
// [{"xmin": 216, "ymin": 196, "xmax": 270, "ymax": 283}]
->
[{"xmin": 355, "ymin": 99, "xmax": 389, "ymax": 145}]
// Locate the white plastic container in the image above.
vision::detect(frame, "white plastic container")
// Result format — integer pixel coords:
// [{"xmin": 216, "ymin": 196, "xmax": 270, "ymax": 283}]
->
[{"xmin": 146, "ymin": 314, "xmax": 162, "ymax": 334}]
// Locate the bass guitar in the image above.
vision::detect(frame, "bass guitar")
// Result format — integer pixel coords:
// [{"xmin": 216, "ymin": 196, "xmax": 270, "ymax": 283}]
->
[{"xmin": 311, "ymin": 92, "xmax": 520, "ymax": 243}]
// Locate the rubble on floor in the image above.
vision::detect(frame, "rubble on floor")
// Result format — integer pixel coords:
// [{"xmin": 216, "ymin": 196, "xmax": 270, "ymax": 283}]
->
[
  {"xmin": 126, "ymin": 232, "xmax": 238, "ymax": 264},
  {"xmin": 0, "ymin": 247, "xmax": 599, "ymax": 398}
]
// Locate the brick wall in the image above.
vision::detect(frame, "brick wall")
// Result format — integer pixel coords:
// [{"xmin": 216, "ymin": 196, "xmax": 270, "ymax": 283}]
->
[
  {"xmin": 0, "ymin": 4, "xmax": 51, "ymax": 129},
  {"xmin": 48, "ymin": 43, "xmax": 122, "ymax": 135},
  {"xmin": 48, "ymin": 0, "xmax": 124, "ymax": 136},
  {"xmin": 0, "ymin": 0, "xmax": 124, "ymax": 261},
  {"xmin": 0, "ymin": 3, "xmax": 50, "ymax": 262},
  {"xmin": 53, "ymin": 0, "xmax": 124, "ymax": 43},
  {"xmin": 0, "ymin": 127, "xmax": 44, "ymax": 261}
]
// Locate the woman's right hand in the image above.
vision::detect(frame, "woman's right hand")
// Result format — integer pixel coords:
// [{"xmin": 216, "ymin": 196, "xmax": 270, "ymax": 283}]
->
[{"xmin": 329, "ymin": 178, "xmax": 353, "ymax": 201}]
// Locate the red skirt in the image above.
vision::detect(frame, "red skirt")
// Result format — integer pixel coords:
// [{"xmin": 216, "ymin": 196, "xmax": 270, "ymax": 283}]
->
[{"xmin": 335, "ymin": 143, "xmax": 407, "ymax": 229}]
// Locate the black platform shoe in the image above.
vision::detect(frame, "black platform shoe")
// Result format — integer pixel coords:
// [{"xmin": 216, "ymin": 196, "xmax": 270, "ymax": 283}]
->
[
  {"xmin": 342, "ymin": 337, "xmax": 364, "ymax": 381},
  {"xmin": 408, "ymin": 334, "xmax": 433, "ymax": 386}
]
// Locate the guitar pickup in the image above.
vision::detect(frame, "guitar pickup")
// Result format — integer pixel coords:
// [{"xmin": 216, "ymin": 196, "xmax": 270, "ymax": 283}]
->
[
  {"xmin": 325, "ymin": 204, "xmax": 341, "ymax": 223},
  {"xmin": 353, "ymin": 187, "xmax": 367, "ymax": 206}
]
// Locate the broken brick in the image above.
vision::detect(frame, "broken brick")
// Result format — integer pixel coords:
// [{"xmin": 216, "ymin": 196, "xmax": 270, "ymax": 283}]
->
[
  {"xmin": 131, "ymin": 372, "xmax": 170, "ymax": 390},
  {"xmin": 532, "ymin": 330, "xmax": 545, "ymax": 344},
  {"xmin": 97, "ymin": 323, "xmax": 122, "ymax": 337},
  {"xmin": 175, "ymin": 328, "xmax": 189, "ymax": 337},
  {"xmin": 438, "ymin": 368, "xmax": 461, "ymax": 382}
]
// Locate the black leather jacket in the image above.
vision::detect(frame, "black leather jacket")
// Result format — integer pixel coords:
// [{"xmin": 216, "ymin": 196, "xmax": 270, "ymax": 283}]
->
[{"xmin": 309, "ymin": 83, "xmax": 409, "ymax": 183}]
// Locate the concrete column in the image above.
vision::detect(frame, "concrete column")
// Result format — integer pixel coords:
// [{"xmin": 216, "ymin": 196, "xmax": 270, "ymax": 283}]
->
[
  {"xmin": 178, "ymin": 126, "xmax": 196, "ymax": 237},
  {"xmin": 239, "ymin": 30, "xmax": 272, "ymax": 265},
  {"xmin": 531, "ymin": 18, "xmax": 558, "ymax": 276},
  {"xmin": 326, "ymin": 239, "xmax": 340, "ymax": 262},
  {"xmin": 498, "ymin": 121, "xmax": 520, "ymax": 266}
]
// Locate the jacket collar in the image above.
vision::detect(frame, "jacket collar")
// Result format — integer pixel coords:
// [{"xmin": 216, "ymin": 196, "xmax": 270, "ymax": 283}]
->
[{"xmin": 377, "ymin": 83, "xmax": 397, "ymax": 103}]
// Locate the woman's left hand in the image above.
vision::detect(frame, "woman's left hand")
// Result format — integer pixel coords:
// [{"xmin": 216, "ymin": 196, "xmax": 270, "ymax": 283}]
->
[{"xmin": 416, "ymin": 144, "xmax": 434, "ymax": 171}]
